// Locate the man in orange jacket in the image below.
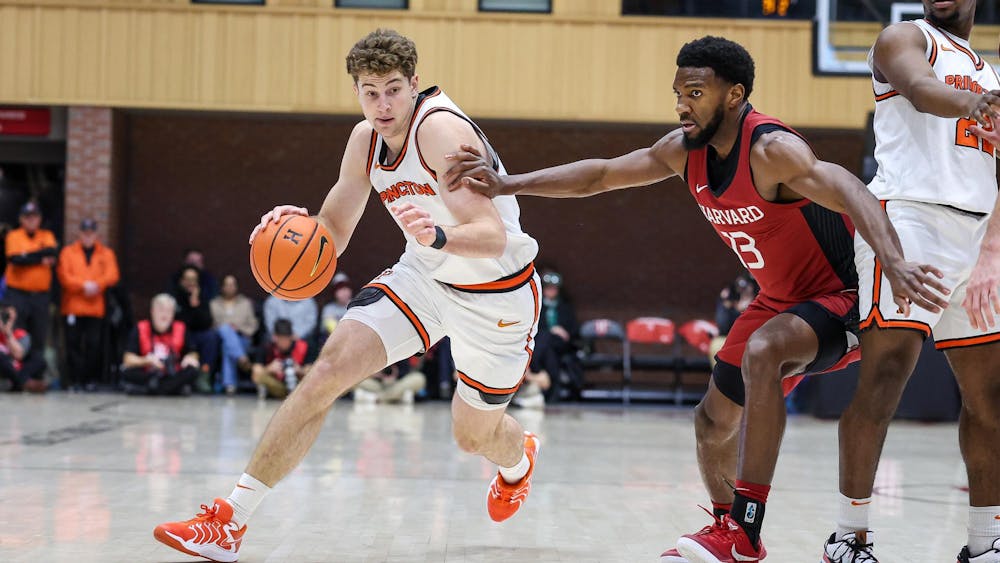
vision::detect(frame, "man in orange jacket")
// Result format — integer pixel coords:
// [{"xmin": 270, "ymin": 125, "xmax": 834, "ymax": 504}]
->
[
  {"xmin": 57, "ymin": 219, "xmax": 120, "ymax": 391},
  {"xmin": 5, "ymin": 201, "xmax": 58, "ymax": 363}
]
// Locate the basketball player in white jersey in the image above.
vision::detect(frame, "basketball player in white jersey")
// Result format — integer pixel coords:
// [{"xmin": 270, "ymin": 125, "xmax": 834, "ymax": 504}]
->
[
  {"xmin": 823, "ymin": 1, "xmax": 1000, "ymax": 561},
  {"xmin": 153, "ymin": 29, "xmax": 542, "ymax": 562}
]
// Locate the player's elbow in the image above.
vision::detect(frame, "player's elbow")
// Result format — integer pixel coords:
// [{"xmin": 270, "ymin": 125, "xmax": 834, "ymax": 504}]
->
[{"xmin": 482, "ymin": 227, "xmax": 507, "ymax": 258}]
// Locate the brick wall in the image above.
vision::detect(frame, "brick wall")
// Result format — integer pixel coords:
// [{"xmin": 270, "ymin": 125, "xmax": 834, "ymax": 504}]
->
[
  {"xmin": 65, "ymin": 107, "xmax": 115, "ymax": 246},
  {"xmin": 117, "ymin": 110, "xmax": 865, "ymax": 323}
]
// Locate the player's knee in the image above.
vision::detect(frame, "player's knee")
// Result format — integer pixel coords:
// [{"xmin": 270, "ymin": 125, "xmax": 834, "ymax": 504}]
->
[
  {"xmin": 741, "ymin": 335, "xmax": 792, "ymax": 382},
  {"xmin": 961, "ymin": 385, "xmax": 1000, "ymax": 425},
  {"xmin": 250, "ymin": 367, "xmax": 265, "ymax": 384},
  {"xmin": 452, "ymin": 424, "xmax": 488, "ymax": 454}
]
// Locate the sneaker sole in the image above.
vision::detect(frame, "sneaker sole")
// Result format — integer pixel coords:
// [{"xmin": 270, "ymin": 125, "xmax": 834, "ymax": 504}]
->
[
  {"xmin": 153, "ymin": 526, "xmax": 238, "ymax": 563},
  {"xmin": 677, "ymin": 537, "xmax": 755, "ymax": 563},
  {"xmin": 661, "ymin": 552, "xmax": 689, "ymax": 562}
]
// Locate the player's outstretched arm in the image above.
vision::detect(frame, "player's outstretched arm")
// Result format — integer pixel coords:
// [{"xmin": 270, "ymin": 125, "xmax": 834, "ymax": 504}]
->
[
  {"xmin": 754, "ymin": 131, "xmax": 950, "ymax": 316},
  {"xmin": 440, "ymin": 129, "xmax": 685, "ymax": 198},
  {"xmin": 249, "ymin": 121, "xmax": 374, "ymax": 257},
  {"xmin": 394, "ymin": 111, "xmax": 507, "ymax": 258},
  {"xmin": 873, "ymin": 23, "xmax": 1000, "ymax": 121}
]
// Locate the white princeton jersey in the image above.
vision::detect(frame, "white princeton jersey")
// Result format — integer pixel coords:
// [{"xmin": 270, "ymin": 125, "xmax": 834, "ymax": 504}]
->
[
  {"xmin": 366, "ymin": 86, "xmax": 538, "ymax": 285},
  {"xmin": 868, "ymin": 19, "xmax": 999, "ymax": 214}
]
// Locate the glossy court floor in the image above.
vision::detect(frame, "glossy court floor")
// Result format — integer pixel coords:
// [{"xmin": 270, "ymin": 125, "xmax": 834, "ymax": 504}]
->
[{"xmin": 0, "ymin": 393, "xmax": 974, "ymax": 562}]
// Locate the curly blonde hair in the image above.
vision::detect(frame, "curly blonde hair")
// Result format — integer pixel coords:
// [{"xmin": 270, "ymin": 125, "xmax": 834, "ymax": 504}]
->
[{"xmin": 346, "ymin": 29, "xmax": 418, "ymax": 82}]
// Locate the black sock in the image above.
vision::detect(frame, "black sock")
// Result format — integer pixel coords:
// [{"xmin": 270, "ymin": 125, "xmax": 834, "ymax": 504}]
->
[
  {"xmin": 713, "ymin": 506, "xmax": 730, "ymax": 519},
  {"xmin": 731, "ymin": 492, "xmax": 766, "ymax": 548}
]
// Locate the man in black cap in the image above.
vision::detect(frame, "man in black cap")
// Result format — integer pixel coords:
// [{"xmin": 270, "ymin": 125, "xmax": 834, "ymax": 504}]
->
[
  {"xmin": 57, "ymin": 219, "xmax": 120, "ymax": 391},
  {"xmin": 4, "ymin": 201, "xmax": 58, "ymax": 365}
]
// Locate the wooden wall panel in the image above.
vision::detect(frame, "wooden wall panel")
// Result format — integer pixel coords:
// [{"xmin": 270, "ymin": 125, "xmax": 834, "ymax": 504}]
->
[{"xmin": 9, "ymin": 1, "xmax": 995, "ymax": 128}]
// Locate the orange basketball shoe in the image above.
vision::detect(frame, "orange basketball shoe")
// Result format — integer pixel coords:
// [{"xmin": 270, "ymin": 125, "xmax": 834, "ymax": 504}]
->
[
  {"xmin": 487, "ymin": 431, "xmax": 540, "ymax": 522},
  {"xmin": 154, "ymin": 497, "xmax": 246, "ymax": 562}
]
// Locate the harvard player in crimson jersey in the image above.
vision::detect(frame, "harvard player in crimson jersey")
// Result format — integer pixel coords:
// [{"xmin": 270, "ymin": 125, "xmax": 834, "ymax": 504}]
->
[{"xmin": 442, "ymin": 36, "xmax": 949, "ymax": 563}]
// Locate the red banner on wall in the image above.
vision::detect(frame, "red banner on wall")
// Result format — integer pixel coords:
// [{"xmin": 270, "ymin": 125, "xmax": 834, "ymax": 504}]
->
[{"xmin": 0, "ymin": 108, "xmax": 51, "ymax": 136}]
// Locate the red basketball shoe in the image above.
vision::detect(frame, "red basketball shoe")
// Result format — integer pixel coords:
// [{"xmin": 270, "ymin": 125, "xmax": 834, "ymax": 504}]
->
[{"xmin": 676, "ymin": 511, "xmax": 764, "ymax": 563}]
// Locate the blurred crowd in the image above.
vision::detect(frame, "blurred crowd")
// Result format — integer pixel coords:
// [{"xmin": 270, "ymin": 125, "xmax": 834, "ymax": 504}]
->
[{"xmin": 0, "ymin": 198, "xmax": 752, "ymax": 412}]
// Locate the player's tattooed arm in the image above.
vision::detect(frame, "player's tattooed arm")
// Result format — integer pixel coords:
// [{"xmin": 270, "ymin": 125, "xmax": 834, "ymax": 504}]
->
[
  {"xmin": 753, "ymin": 131, "xmax": 950, "ymax": 316},
  {"xmin": 441, "ymin": 129, "xmax": 685, "ymax": 199},
  {"xmin": 873, "ymin": 23, "xmax": 1000, "ymax": 122}
]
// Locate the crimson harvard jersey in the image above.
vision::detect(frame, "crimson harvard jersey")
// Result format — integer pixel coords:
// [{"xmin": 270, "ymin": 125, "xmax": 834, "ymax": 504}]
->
[{"xmin": 685, "ymin": 107, "xmax": 858, "ymax": 303}]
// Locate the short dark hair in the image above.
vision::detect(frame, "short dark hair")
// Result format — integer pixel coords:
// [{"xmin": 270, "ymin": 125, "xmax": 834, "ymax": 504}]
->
[
  {"xmin": 273, "ymin": 318, "xmax": 294, "ymax": 337},
  {"xmin": 676, "ymin": 36, "xmax": 755, "ymax": 100}
]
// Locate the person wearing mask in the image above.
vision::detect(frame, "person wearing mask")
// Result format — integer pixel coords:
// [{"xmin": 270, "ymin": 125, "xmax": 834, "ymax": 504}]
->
[
  {"xmin": 516, "ymin": 270, "xmax": 578, "ymax": 408},
  {"xmin": 57, "ymin": 219, "xmax": 120, "ymax": 391}
]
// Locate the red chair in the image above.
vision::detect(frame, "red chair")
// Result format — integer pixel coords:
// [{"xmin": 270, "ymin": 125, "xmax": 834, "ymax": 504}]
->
[
  {"xmin": 678, "ymin": 319, "xmax": 719, "ymax": 355},
  {"xmin": 626, "ymin": 317, "xmax": 680, "ymax": 403}
]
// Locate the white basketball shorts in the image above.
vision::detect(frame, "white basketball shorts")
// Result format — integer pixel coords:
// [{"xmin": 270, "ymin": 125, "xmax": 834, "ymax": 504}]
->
[
  {"xmin": 856, "ymin": 199, "xmax": 999, "ymax": 349},
  {"xmin": 342, "ymin": 261, "xmax": 540, "ymax": 410}
]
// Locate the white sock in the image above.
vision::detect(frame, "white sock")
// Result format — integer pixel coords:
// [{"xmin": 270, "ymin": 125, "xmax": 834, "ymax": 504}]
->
[
  {"xmin": 499, "ymin": 452, "xmax": 530, "ymax": 484},
  {"xmin": 968, "ymin": 505, "xmax": 1000, "ymax": 555},
  {"xmin": 836, "ymin": 493, "xmax": 872, "ymax": 541},
  {"xmin": 226, "ymin": 473, "xmax": 271, "ymax": 527}
]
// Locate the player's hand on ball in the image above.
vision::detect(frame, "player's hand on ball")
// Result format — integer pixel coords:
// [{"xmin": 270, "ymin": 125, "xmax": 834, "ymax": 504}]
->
[
  {"xmin": 249, "ymin": 205, "xmax": 309, "ymax": 244},
  {"xmin": 443, "ymin": 144, "xmax": 506, "ymax": 198},
  {"xmin": 391, "ymin": 203, "xmax": 436, "ymax": 246},
  {"xmin": 883, "ymin": 260, "xmax": 950, "ymax": 317}
]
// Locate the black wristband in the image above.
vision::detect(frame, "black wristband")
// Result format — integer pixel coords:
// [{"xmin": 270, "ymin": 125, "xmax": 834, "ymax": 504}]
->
[{"xmin": 430, "ymin": 225, "xmax": 447, "ymax": 249}]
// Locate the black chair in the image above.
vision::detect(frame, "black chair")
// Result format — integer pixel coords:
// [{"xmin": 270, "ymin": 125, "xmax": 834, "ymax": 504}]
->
[{"xmin": 577, "ymin": 319, "xmax": 631, "ymax": 403}]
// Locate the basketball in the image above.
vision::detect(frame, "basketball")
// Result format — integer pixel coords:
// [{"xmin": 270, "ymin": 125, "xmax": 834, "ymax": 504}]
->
[{"xmin": 250, "ymin": 214, "xmax": 337, "ymax": 301}]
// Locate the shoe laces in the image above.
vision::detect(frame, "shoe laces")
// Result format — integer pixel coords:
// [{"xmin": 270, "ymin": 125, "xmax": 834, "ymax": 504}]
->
[
  {"xmin": 693, "ymin": 505, "xmax": 729, "ymax": 534},
  {"xmin": 190, "ymin": 503, "xmax": 224, "ymax": 525},
  {"xmin": 837, "ymin": 535, "xmax": 877, "ymax": 563}
]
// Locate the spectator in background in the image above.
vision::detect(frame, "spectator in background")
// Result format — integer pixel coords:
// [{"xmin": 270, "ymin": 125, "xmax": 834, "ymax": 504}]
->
[
  {"xmin": 0, "ymin": 301, "xmax": 46, "ymax": 393},
  {"xmin": 353, "ymin": 359, "xmax": 426, "ymax": 405},
  {"xmin": 211, "ymin": 274, "xmax": 258, "ymax": 395},
  {"xmin": 709, "ymin": 270, "xmax": 759, "ymax": 367},
  {"xmin": 263, "ymin": 293, "xmax": 317, "ymax": 343},
  {"xmin": 171, "ymin": 248, "xmax": 219, "ymax": 301},
  {"xmin": 517, "ymin": 270, "xmax": 578, "ymax": 408},
  {"xmin": 4, "ymin": 201, "xmax": 57, "ymax": 361},
  {"xmin": 121, "ymin": 293, "xmax": 199, "ymax": 396},
  {"xmin": 320, "ymin": 273, "xmax": 353, "ymax": 337},
  {"xmin": 173, "ymin": 265, "xmax": 217, "ymax": 393},
  {"xmin": 251, "ymin": 318, "xmax": 310, "ymax": 400},
  {"xmin": 57, "ymin": 218, "xmax": 120, "ymax": 391}
]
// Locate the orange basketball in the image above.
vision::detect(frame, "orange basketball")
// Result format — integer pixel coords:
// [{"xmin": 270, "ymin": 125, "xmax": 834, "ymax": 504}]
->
[{"xmin": 250, "ymin": 215, "xmax": 337, "ymax": 301}]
